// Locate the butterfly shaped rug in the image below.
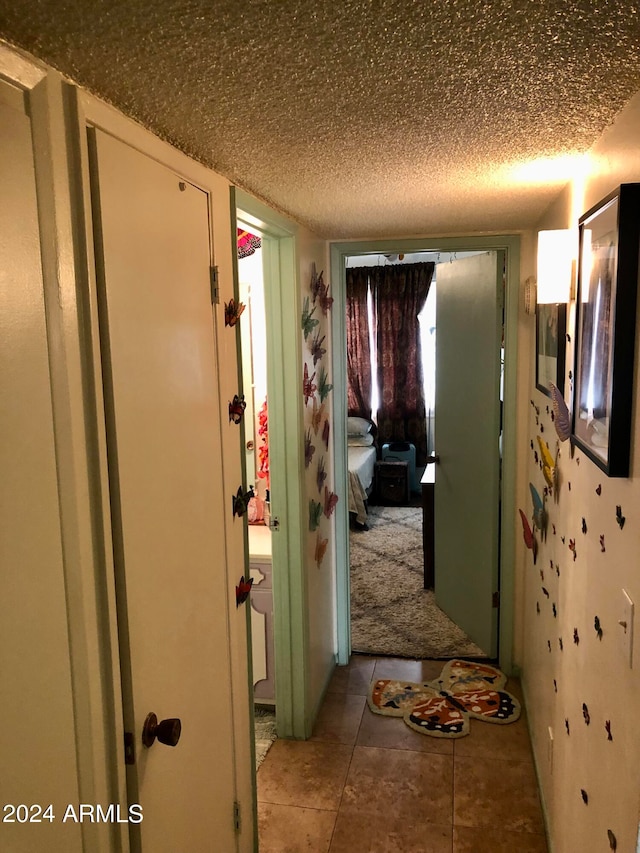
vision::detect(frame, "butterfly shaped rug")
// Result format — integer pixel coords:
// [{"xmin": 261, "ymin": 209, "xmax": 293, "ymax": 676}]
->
[{"xmin": 368, "ymin": 659, "xmax": 521, "ymax": 738}]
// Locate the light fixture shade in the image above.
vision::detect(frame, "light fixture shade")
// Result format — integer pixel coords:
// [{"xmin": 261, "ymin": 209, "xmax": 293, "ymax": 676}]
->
[{"xmin": 536, "ymin": 229, "xmax": 574, "ymax": 303}]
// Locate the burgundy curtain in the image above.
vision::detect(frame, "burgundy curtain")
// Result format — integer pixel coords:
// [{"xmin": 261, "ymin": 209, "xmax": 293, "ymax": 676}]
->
[
  {"xmin": 346, "ymin": 267, "xmax": 373, "ymax": 419},
  {"xmin": 376, "ymin": 262, "xmax": 434, "ymax": 465}
]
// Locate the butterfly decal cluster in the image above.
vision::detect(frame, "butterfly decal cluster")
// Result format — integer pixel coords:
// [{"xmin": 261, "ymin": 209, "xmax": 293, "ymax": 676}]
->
[
  {"xmin": 368, "ymin": 660, "xmax": 520, "ymax": 739},
  {"xmin": 528, "ymin": 389, "xmax": 629, "ymax": 853}
]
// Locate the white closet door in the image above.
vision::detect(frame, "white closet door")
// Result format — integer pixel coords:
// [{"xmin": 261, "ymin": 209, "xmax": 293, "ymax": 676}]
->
[{"xmin": 90, "ymin": 128, "xmax": 239, "ymax": 852}]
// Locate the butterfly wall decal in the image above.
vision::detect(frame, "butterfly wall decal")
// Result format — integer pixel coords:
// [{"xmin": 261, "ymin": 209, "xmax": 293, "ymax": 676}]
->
[
  {"xmin": 310, "ymin": 264, "xmax": 322, "ymax": 302},
  {"xmin": 235, "ymin": 575, "xmax": 253, "ymax": 608},
  {"xmin": 322, "ymin": 418, "xmax": 330, "ymax": 450},
  {"xmin": 303, "ymin": 363, "xmax": 317, "ymax": 405},
  {"xmin": 615, "ymin": 505, "xmax": 625, "ymax": 529},
  {"xmin": 232, "ymin": 486, "xmax": 254, "ymax": 518},
  {"xmin": 311, "ymin": 398, "xmax": 326, "ymax": 434},
  {"xmin": 548, "ymin": 382, "xmax": 571, "ymax": 442},
  {"xmin": 319, "ymin": 283, "xmax": 333, "ymax": 315},
  {"xmin": 537, "ymin": 436, "xmax": 558, "ymax": 493},
  {"xmin": 529, "ymin": 482, "xmax": 547, "ymax": 538},
  {"xmin": 323, "ymin": 486, "xmax": 338, "ymax": 519},
  {"xmin": 309, "ymin": 330, "xmax": 326, "ymax": 366},
  {"xmin": 317, "ymin": 366, "xmax": 333, "ymax": 402},
  {"xmin": 518, "ymin": 508, "xmax": 538, "ymax": 564},
  {"xmin": 316, "ymin": 456, "xmax": 327, "ymax": 493},
  {"xmin": 309, "ymin": 499, "xmax": 322, "ymax": 531},
  {"xmin": 315, "ymin": 534, "xmax": 328, "ymax": 568},
  {"xmin": 228, "ymin": 394, "xmax": 247, "ymax": 424},
  {"xmin": 224, "ymin": 298, "xmax": 246, "ymax": 327},
  {"xmin": 304, "ymin": 429, "xmax": 316, "ymax": 468},
  {"xmin": 594, "ymin": 615, "xmax": 603, "ymax": 639},
  {"xmin": 301, "ymin": 296, "xmax": 319, "ymax": 340},
  {"xmin": 368, "ymin": 659, "xmax": 521, "ymax": 739}
]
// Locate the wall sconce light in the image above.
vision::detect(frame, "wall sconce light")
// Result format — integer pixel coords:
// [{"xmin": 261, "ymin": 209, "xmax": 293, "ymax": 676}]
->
[{"xmin": 536, "ymin": 229, "xmax": 575, "ymax": 304}]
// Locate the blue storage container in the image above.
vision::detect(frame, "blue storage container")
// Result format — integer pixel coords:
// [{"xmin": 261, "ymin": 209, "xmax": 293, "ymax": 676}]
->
[{"xmin": 381, "ymin": 442, "xmax": 418, "ymax": 493}]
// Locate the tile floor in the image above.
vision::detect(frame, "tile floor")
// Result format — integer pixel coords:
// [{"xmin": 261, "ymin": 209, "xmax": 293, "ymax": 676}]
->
[{"xmin": 257, "ymin": 655, "xmax": 548, "ymax": 853}]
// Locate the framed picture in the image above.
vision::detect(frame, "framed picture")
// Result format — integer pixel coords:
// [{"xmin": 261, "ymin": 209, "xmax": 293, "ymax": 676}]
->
[
  {"xmin": 536, "ymin": 302, "xmax": 566, "ymax": 396},
  {"xmin": 572, "ymin": 183, "xmax": 640, "ymax": 476}
]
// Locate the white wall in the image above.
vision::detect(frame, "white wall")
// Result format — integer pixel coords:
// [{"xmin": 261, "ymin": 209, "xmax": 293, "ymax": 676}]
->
[{"xmin": 517, "ymin": 91, "xmax": 640, "ymax": 853}]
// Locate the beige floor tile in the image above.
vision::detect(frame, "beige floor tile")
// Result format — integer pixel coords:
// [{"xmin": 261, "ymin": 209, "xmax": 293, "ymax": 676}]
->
[
  {"xmin": 341, "ymin": 745, "xmax": 454, "ymax": 826},
  {"xmin": 357, "ymin": 702, "xmax": 454, "ymax": 755},
  {"xmin": 453, "ymin": 709, "xmax": 533, "ymax": 762},
  {"xmin": 258, "ymin": 802, "xmax": 337, "ymax": 853},
  {"xmin": 330, "ymin": 812, "xmax": 452, "ymax": 853},
  {"xmin": 453, "ymin": 824, "xmax": 548, "ymax": 852},
  {"xmin": 327, "ymin": 654, "xmax": 377, "ymax": 695},
  {"xmin": 311, "ymin": 692, "xmax": 366, "ymax": 745},
  {"xmin": 454, "ymin": 755, "xmax": 545, "ymax": 834},
  {"xmin": 373, "ymin": 657, "xmax": 448, "ymax": 683},
  {"xmin": 257, "ymin": 739, "xmax": 353, "ymax": 810}
]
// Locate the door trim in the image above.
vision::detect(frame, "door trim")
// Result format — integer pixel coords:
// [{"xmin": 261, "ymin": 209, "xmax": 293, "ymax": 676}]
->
[
  {"xmin": 330, "ymin": 236, "xmax": 520, "ymax": 675},
  {"xmin": 233, "ymin": 189, "xmax": 310, "ymax": 739}
]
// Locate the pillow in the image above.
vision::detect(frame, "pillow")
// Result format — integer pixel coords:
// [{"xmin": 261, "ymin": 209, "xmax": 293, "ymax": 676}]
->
[
  {"xmin": 347, "ymin": 416, "xmax": 372, "ymax": 436},
  {"xmin": 348, "ymin": 433, "xmax": 374, "ymax": 447}
]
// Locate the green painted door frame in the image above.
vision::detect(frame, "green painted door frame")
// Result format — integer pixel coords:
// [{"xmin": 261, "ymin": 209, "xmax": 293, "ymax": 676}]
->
[
  {"xmin": 330, "ymin": 236, "xmax": 520, "ymax": 676},
  {"xmin": 232, "ymin": 188, "xmax": 310, "ymax": 739}
]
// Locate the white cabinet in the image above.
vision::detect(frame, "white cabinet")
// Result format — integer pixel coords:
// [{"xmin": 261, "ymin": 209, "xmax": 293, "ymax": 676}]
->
[{"xmin": 249, "ymin": 526, "xmax": 275, "ymax": 703}]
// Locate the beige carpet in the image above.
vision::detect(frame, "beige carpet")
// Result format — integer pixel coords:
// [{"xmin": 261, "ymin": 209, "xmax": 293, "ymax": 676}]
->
[{"xmin": 350, "ymin": 505, "xmax": 486, "ymax": 659}]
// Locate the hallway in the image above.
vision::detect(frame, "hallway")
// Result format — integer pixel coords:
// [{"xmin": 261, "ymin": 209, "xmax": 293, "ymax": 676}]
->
[{"xmin": 257, "ymin": 655, "xmax": 548, "ymax": 852}]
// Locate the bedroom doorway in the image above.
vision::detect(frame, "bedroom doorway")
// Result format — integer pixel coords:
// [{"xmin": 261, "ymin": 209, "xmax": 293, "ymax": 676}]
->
[
  {"xmin": 331, "ymin": 236, "xmax": 520, "ymax": 673},
  {"xmin": 344, "ymin": 251, "xmax": 495, "ymax": 660}
]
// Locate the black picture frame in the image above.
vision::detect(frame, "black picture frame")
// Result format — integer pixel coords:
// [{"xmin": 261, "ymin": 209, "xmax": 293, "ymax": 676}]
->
[
  {"xmin": 572, "ymin": 183, "xmax": 640, "ymax": 477},
  {"xmin": 536, "ymin": 302, "xmax": 566, "ymax": 397}
]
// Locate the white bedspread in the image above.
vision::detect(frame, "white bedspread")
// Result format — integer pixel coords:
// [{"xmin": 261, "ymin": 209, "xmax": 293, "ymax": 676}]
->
[{"xmin": 348, "ymin": 445, "xmax": 376, "ymax": 525}]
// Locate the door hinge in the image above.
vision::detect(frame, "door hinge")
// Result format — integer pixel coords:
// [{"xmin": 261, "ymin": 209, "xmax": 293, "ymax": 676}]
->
[
  {"xmin": 210, "ymin": 265, "xmax": 219, "ymax": 304},
  {"xmin": 492, "ymin": 591, "xmax": 500, "ymax": 608},
  {"xmin": 124, "ymin": 731, "xmax": 135, "ymax": 765},
  {"xmin": 233, "ymin": 801, "xmax": 241, "ymax": 832}
]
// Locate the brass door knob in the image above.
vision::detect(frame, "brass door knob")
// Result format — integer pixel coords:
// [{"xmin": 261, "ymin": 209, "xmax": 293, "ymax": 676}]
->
[{"xmin": 142, "ymin": 712, "xmax": 182, "ymax": 748}]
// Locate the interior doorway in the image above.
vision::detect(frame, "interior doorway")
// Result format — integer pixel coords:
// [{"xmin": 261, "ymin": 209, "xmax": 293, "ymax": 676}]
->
[
  {"xmin": 234, "ymin": 190, "xmax": 311, "ymax": 741},
  {"xmin": 343, "ymin": 251, "xmax": 498, "ymax": 659},
  {"xmin": 331, "ymin": 236, "xmax": 520, "ymax": 674}
]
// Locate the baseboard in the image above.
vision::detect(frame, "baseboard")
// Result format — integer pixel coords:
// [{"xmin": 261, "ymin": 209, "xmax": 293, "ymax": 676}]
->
[{"xmin": 521, "ymin": 675, "xmax": 554, "ymax": 853}]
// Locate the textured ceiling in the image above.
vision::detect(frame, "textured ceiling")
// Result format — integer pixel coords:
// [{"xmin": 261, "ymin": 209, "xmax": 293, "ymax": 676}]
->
[{"xmin": 2, "ymin": 1, "xmax": 640, "ymax": 237}]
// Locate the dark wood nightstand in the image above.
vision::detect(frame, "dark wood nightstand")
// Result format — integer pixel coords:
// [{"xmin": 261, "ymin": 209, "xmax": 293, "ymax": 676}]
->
[{"xmin": 375, "ymin": 460, "xmax": 410, "ymax": 505}]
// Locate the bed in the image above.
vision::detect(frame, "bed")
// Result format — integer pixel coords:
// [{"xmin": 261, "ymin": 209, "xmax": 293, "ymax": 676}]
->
[{"xmin": 346, "ymin": 417, "xmax": 377, "ymax": 526}]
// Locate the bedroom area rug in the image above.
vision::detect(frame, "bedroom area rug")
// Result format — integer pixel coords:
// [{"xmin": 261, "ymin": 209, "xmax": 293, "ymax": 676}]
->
[
  {"xmin": 349, "ymin": 505, "xmax": 487, "ymax": 659},
  {"xmin": 368, "ymin": 659, "xmax": 520, "ymax": 738}
]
